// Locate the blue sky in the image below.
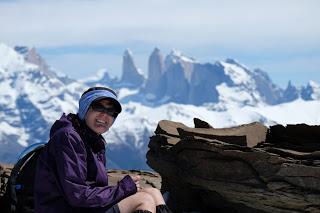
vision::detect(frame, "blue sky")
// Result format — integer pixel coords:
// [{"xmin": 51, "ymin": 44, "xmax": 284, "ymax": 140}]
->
[{"xmin": 0, "ymin": 0, "xmax": 319, "ymax": 88}]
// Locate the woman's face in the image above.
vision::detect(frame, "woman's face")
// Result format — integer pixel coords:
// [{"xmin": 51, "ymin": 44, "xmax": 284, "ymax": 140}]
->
[{"xmin": 85, "ymin": 99, "xmax": 115, "ymax": 134}]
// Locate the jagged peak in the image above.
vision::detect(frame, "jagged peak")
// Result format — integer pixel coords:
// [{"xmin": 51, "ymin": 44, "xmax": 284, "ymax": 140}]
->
[
  {"xmin": 224, "ymin": 58, "xmax": 250, "ymax": 71},
  {"xmin": 149, "ymin": 48, "xmax": 163, "ymax": 69},
  {"xmin": 151, "ymin": 47, "xmax": 161, "ymax": 56},
  {"xmin": 153, "ymin": 47, "xmax": 160, "ymax": 52},
  {"xmin": 254, "ymin": 68, "xmax": 266, "ymax": 73},
  {"xmin": 253, "ymin": 68, "xmax": 271, "ymax": 81},
  {"xmin": 16, "ymin": 46, "xmax": 52, "ymax": 75},
  {"xmin": 308, "ymin": 80, "xmax": 319, "ymax": 88},
  {"xmin": 80, "ymin": 68, "xmax": 112, "ymax": 83},
  {"xmin": 14, "ymin": 45, "xmax": 42, "ymax": 62},
  {"xmin": 121, "ymin": 48, "xmax": 144, "ymax": 87},
  {"xmin": 14, "ymin": 46, "xmax": 40, "ymax": 60},
  {"xmin": 28, "ymin": 47, "xmax": 39, "ymax": 55},
  {"xmin": 0, "ymin": 43, "xmax": 30, "ymax": 71},
  {"xmin": 218, "ymin": 58, "xmax": 252, "ymax": 74},
  {"xmin": 285, "ymin": 80, "xmax": 298, "ymax": 89},
  {"xmin": 170, "ymin": 48, "xmax": 182, "ymax": 56},
  {"xmin": 225, "ymin": 58, "xmax": 240, "ymax": 65},
  {"xmin": 14, "ymin": 46, "xmax": 29, "ymax": 55},
  {"xmin": 168, "ymin": 49, "xmax": 197, "ymax": 63},
  {"xmin": 124, "ymin": 48, "xmax": 133, "ymax": 57}
]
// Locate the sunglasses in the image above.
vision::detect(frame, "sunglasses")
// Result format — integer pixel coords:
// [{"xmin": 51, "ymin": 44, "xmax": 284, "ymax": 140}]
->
[{"xmin": 90, "ymin": 102, "xmax": 118, "ymax": 117}]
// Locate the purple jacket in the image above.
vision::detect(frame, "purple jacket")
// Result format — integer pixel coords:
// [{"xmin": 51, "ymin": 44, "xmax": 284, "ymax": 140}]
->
[{"xmin": 34, "ymin": 113, "xmax": 137, "ymax": 213}]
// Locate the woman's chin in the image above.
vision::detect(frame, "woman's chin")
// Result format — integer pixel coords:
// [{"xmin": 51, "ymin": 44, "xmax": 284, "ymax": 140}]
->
[{"xmin": 93, "ymin": 126, "xmax": 109, "ymax": 134}]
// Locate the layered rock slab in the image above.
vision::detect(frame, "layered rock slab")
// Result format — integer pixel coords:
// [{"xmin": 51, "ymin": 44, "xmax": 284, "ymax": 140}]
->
[{"xmin": 147, "ymin": 120, "xmax": 320, "ymax": 213}]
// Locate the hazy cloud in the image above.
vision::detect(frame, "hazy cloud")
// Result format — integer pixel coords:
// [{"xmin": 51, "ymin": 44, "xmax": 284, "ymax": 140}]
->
[
  {"xmin": 1, "ymin": 0, "xmax": 319, "ymax": 51},
  {"xmin": 1, "ymin": 0, "xmax": 319, "ymax": 87}
]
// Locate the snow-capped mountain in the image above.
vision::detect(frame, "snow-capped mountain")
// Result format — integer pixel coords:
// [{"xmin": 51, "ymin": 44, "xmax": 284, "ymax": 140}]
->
[
  {"xmin": 301, "ymin": 80, "xmax": 320, "ymax": 100},
  {"xmin": 84, "ymin": 49, "xmax": 145, "ymax": 90},
  {"xmin": 142, "ymin": 48, "xmax": 166, "ymax": 100},
  {"xmin": 0, "ymin": 43, "xmax": 319, "ymax": 170},
  {"xmin": 94, "ymin": 48, "xmax": 319, "ymax": 108},
  {"xmin": 0, "ymin": 44, "xmax": 150, "ymax": 169},
  {"xmin": 14, "ymin": 45, "xmax": 74, "ymax": 84},
  {"xmin": 0, "ymin": 43, "xmax": 84, "ymax": 162},
  {"xmin": 120, "ymin": 49, "xmax": 145, "ymax": 88}
]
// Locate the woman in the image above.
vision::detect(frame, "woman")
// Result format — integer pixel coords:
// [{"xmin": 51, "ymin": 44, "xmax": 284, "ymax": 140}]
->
[{"xmin": 34, "ymin": 86, "xmax": 172, "ymax": 213}]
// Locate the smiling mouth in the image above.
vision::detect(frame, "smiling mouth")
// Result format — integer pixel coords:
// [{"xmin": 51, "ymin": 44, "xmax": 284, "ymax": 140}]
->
[{"xmin": 96, "ymin": 119, "xmax": 108, "ymax": 127}]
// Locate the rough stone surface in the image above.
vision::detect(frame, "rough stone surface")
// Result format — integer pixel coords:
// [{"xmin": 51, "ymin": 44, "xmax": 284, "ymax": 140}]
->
[{"xmin": 147, "ymin": 118, "xmax": 320, "ymax": 213}]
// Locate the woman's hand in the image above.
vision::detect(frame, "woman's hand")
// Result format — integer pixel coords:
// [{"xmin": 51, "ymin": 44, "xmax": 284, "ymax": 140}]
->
[{"xmin": 131, "ymin": 175, "xmax": 142, "ymax": 190}]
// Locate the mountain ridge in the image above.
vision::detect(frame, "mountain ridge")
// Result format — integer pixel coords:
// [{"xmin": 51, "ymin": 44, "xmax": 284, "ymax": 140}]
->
[
  {"xmin": 0, "ymin": 43, "xmax": 319, "ymax": 170},
  {"xmin": 87, "ymin": 47, "xmax": 319, "ymax": 107}
]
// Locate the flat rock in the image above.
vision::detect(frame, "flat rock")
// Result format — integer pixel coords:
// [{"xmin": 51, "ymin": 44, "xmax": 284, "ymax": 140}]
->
[{"xmin": 107, "ymin": 169, "xmax": 161, "ymax": 189}]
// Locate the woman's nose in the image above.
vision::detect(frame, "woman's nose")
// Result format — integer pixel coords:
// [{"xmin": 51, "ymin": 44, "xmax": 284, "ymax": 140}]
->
[{"xmin": 99, "ymin": 111, "xmax": 113, "ymax": 121}]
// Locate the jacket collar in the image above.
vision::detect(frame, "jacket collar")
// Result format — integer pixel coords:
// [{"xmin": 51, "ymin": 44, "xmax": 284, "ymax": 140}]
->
[{"xmin": 67, "ymin": 113, "xmax": 106, "ymax": 153}]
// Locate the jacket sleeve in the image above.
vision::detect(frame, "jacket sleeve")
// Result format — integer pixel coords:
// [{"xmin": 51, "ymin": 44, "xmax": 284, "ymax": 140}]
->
[{"xmin": 51, "ymin": 130, "xmax": 137, "ymax": 208}]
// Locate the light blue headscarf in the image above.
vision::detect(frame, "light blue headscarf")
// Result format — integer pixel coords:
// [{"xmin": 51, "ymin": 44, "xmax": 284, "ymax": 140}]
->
[{"xmin": 78, "ymin": 89, "xmax": 122, "ymax": 120}]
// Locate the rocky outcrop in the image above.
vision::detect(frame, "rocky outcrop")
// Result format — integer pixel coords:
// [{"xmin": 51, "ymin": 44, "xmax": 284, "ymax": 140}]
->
[
  {"xmin": 147, "ymin": 119, "xmax": 320, "ymax": 213},
  {"xmin": 282, "ymin": 81, "xmax": 299, "ymax": 103},
  {"xmin": 301, "ymin": 81, "xmax": 320, "ymax": 101},
  {"xmin": 252, "ymin": 68, "xmax": 283, "ymax": 105},
  {"xmin": 163, "ymin": 51, "xmax": 190, "ymax": 104},
  {"xmin": 189, "ymin": 63, "xmax": 224, "ymax": 105},
  {"xmin": 14, "ymin": 46, "xmax": 50, "ymax": 73},
  {"xmin": 107, "ymin": 169, "xmax": 161, "ymax": 189},
  {"xmin": 143, "ymin": 48, "xmax": 166, "ymax": 100},
  {"xmin": 0, "ymin": 164, "xmax": 11, "ymax": 198},
  {"xmin": 141, "ymin": 50, "xmax": 285, "ymax": 106},
  {"xmin": 120, "ymin": 49, "xmax": 144, "ymax": 88}
]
